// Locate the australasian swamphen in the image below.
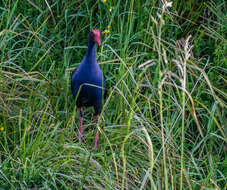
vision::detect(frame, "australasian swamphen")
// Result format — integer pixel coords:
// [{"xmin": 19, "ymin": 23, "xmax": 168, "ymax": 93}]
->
[{"xmin": 71, "ymin": 29, "xmax": 106, "ymax": 149}]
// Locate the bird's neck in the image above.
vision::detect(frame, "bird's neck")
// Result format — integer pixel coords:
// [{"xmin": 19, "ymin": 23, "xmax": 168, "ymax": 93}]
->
[{"xmin": 86, "ymin": 41, "xmax": 97, "ymax": 60}]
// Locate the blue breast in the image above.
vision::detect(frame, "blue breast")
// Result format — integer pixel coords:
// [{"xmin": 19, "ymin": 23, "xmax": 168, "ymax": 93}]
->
[{"xmin": 71, "ymin": 43, "xmax": 106, "ymax": 114}]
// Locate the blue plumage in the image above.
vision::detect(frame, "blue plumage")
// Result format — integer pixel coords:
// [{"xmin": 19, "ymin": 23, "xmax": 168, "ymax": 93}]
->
[{"xmin": 70, "ymin": 29, "xmax": 105, "ymax": 148}]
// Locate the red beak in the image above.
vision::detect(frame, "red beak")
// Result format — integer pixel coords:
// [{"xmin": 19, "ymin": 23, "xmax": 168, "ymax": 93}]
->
[
  {"xmin": 92, "ymin": 29, "xmax": 101, "ymax": 46},
  {"xmin": 96, "ymin": 38, "xmax": 101, "ymax": 46},
  {"xmin": 94, "ymin": 36, "xmax": 101, "ymax": 46}
]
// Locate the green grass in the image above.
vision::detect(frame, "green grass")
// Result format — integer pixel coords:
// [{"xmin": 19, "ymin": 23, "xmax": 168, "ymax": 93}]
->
[{"xmin": 0, "ymin": 0, "xmax": 226, "ymax": 189}]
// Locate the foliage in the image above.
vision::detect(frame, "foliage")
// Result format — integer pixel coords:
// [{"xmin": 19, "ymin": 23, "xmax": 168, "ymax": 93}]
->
[{"xmin": 0, "ymin": 0, "xmax": 226, "ymax": 189}]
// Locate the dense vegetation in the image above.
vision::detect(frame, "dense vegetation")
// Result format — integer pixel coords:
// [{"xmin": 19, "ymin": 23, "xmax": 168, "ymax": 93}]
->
[{"xmin": 0, "ymin": 0, "xmax": 226, "ymax": 189}]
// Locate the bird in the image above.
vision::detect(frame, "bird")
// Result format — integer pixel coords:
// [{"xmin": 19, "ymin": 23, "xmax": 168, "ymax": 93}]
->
[{"xmin": 71, "ymin": 29, "xmax": 106, "ymax": 149}]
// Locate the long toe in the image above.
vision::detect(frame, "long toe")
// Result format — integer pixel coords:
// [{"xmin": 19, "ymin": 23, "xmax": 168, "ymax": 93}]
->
[{"xmin": 81, "ymin": 135, "xmax": 86, "ymax": 143}]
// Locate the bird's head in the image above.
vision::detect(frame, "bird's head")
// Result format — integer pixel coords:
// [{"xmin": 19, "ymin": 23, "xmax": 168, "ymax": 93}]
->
[{"xmin": 89, "ymin": 29, "xmax": 101, "ymax": 46}]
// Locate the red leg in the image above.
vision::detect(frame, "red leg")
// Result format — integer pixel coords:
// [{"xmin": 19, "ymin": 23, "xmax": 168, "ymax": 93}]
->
[
  {"xmin": 79, "ymin": 107, "xmax": 83, "ymax": 137},
  {"xmin": 94, "ymin": 115, "xmax": 99, "ymax": 149}
]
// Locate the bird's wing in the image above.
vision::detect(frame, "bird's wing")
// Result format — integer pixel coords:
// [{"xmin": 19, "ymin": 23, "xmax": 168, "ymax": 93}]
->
[
  {"xmin": 103, "ymin": 73, "xmax": 108, "ymax": 99},
  {"xmin": 71, "ymin": 67, "xmax": 77, "ymax": 93}
]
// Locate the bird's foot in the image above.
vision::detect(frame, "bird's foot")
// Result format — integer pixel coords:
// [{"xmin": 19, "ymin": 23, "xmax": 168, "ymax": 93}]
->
[
  {"xmin": 72, "ymin": 136, "xmax": 78, "ymax": 141},
  {"xmin": 71, "ymin": 134, "xmax": 86, "ymax": 143},
  {"xmin": 80, "ymin": 135, "xmax": 86, "ymax": 143},
  {"xmin": 88, "ymin": 145, "xmax": 97, "ymax": 151}
]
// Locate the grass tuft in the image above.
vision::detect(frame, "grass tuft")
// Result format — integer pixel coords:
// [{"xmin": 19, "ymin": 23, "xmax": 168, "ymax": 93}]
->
[{"xmin": 0, "ymin": 0, "xmax": 226, "ymax": 189}]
